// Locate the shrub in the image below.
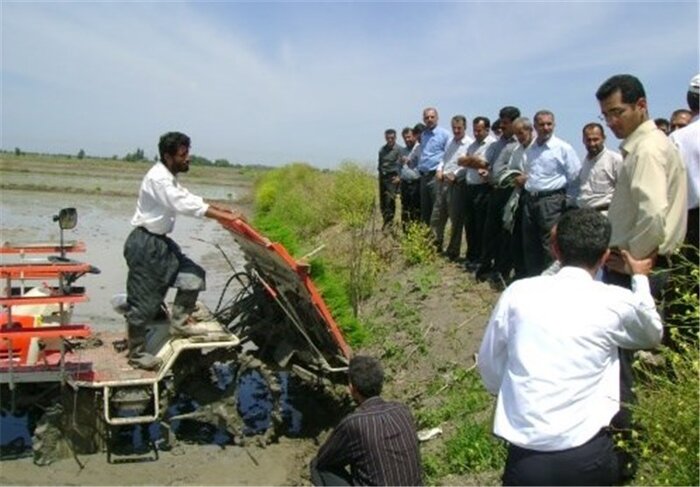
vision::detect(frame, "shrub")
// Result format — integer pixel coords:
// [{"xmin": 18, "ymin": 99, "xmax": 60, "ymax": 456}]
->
[{"xmin": 400, "ymin": 222, "xmax": 437, "ymax": 265}]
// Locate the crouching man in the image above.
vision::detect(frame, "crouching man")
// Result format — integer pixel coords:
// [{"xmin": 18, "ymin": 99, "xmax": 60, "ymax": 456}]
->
[
  {"xmin": 310, "ymin": 355, "xmax": 423, "ymax": 486},
  {"xmin": 124, "ymin": 131, "xmax": 243, "ymax": 370},
  {"xmin": 477, "ymin": 208, "xmax": 662, "ymax": 485}
]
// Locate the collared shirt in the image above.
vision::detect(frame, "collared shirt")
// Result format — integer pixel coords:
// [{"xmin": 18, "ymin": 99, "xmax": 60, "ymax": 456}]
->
[
  {"xmin": 437, "ymin": 135, "xmax": 474, "ymax": 180},
  {"xmin": 130, "ymin": 162, "xmax": 209, "ymax": 235},
  {"xmin": 465, "ymin": 134, "xmax": 497, "ymax": 184},
  {"xmin": 378, "ymin": 143, "xmax": 403, "ymax": 177},
  {"xmin": 576, "ymin": 147, "xmax": 623, "ymax": 210},
  {"xmin": 478, "ymin": 267, "xmax": 663, "ymax": 452},
  {"xmin": 401, "ymin": 142, "xmax": 421, "ymax": 181},
  {"xmin": 312, "ymin": 396, "xmax": 423, "ymax": 486},
  {"xmin": 608, "ymin": 119, "xmax": 687, "ymax": 258},
  {"xmin": 418, "ymin": 126, "xmax": 452, "ymax": 173},
  {"xmin": 485, "ymin": 135, "xmax": 519, "ymax": 185},
  {"xmin": 508, "ymin": 138, "xmax": 535, "ymax": 173},
  {"xmin": 524, "ymin": 135, "xmax": 581, "ymax": 195},
  {"xmin": 670, "ymin": 117, "xmax": 699, "ymax": 210}
]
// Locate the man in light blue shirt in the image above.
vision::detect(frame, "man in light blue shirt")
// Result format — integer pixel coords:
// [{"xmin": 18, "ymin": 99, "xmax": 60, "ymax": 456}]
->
[
  {"xmin": 521, "ymin": 110, "xmax": 581, "ymax": 277},
  {"xmin": 418, "ymin": 107, "xmax": 452, "ymax": 224}
]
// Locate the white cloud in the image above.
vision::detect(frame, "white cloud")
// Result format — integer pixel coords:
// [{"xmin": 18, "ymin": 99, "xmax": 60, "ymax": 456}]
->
[{"xmin": 2, "ymin": 1, "xmax": 698, "ymax": 167}]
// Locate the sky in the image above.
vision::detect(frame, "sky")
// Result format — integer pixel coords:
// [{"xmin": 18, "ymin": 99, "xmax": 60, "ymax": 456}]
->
[{"xmin": 2, "ymin": 1, "xmax": 699, "ymax": 169}]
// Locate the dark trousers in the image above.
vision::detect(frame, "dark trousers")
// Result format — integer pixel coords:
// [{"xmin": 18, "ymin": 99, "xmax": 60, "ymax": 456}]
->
[
  {"xmin": 686, "ymin": 206, "xmax": 699, "ymax": 250},
  {"xmin": 521, "ymin": 190, "xmax": 566, "ymax": 277},
  {"xmin": 445, "ymin": 180, "xmax": 468, "ymax": 258},
  {"xmin": 465, "ymin": 183, "xmax": 490, "ymax": 263},
  {"xmin": 502, "ymin": 429, "xmax": 617, "ymax": 486},
  {"xmin": 310, "ymin": 463, "xmax": 353, "ymax": 486},
  {"xmin": 400, "ymin": 179, "xmax": 421, "ymax": 229},
  {"xmin": 378, "ymin": 175, "xmax": 399, "ymax": 228},
  {"xmin": 419, "ymin": 172, "xmax": 437, "ymax": 225},
  {"xmin": 508, "ymin": 202, "xmax": 527, "ymax": 281},
  {"xmin": 479, "ymin": 187, "xmax": 513, "ymax": 273}
]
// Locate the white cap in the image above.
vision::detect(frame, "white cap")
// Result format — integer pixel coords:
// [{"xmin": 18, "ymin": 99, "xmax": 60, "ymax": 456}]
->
[{"xmin": 690, "ymin": 74, "xmax": 700, "ymax": 94}]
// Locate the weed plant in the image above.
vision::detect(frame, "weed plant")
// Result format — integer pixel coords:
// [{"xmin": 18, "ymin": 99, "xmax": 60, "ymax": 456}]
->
[
  {"xmin": 400, "ymin": 222, "xmax": 438, "ymax": 265},
  {"xmin": 632, "ymin": 246, "xmax": 699, "ymax": 486}
]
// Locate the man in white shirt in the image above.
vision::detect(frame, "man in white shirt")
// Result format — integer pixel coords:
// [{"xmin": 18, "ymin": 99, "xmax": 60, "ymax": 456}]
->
[
  {"xmin": 576, "ymin": 122, "xmax": 622, "ymax": 213},
  {"xmin": 124, "ymin": 131, "xmax": 243, "ymax": 370},
  {"xmin": 432, "ymin": 115, "xmax": 473, "ymax": 259},
  {"xmin": 669, "ymin": 73, "xmax": 699, "ymax": 250},
  {"xmin": 478, "ymin": 208, "xmax": 662, "ymax": 485}
]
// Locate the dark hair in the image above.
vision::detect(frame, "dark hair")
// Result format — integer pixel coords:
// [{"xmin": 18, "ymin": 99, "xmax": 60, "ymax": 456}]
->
[
  {"xmin": 556, "ymin": 209, "xmax": 611, "ymax": 268},
  {"xmin": 159, "ymin": 132, "xmax": 190, "ymax": 162},
  {"xmin": 492, "ymin": 119, "xmax": 501, "ymax": 131},
  {"xmin": 451, "ymin": 115, "xmax": 467, "ymax": 126},
  {"xmin": 412, "ymin": 123, "xmax": 426, "ymax": 137},
  {"xmin": 385, "ymin": 128, "xmax": 397, "ymax": 136},
  {"xmin": 402, "ymin": 126, "xmax": 413, "ymax": 135},
  {"xmin": 473, "ymin": 116, "xmax": 491, "ymax": 129},
  {"xmin": 499, "ymin": 106, "xmax": 521, "ymax": 122},
  {"xmin": 654, "ymin": 118, "xmax": 670, "ymax": 128},
  {"xmin": 348, "ymin": 355, "xmax": 384, "ymax": 398},
  {"xmin": 595, "ymin": 74, "xmax": 646, "ymax": 103},
  {"xmin": 534, "ymin": 109, "xmax": 555, "ymax": 123},
  {"xmin": 688, "ymin": 91, "xmax": 699, "ymax": 112},
  {"xmin": 671, "ymin": 108, "xmax": 693, "ymax": 119},
  {"xmin": 582, "ymin": 122, "xmax": 605, "ymax": 135}
]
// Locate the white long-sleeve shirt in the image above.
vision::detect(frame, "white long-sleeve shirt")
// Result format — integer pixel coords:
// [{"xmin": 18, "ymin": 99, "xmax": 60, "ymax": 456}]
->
[
  {"xmin": 478, "ymin": 266, "xmax": 662, "ymax": 452},
  {"xmin": 130, "ymin": 162, "xmax": 209, "ymax": 235}
]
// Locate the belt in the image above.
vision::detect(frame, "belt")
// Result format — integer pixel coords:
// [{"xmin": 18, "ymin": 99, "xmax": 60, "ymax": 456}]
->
[
  {"xmin": 137, "ymin": 226, "xmax": 166, "ymax": 238},
  {"xmin": 594, "ymin": 204, "xmax": 610, "ymax": 212},
  {"xmin": 526, "ymin": 187, "xmax": 566, "ymax": 199},
  {"xmin": 420, "ymin": 170, "xmax": 436, "ymax": 177}
]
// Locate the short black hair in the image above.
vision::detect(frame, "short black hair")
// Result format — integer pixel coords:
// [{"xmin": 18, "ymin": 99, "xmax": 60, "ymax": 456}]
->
[
  {"xmin": 385, "ymin": 128, "xmax": 397, "ymax": 136},
  {"xmin": 671, "ymin": 108, "xmax": 693, "ymax": 119},
  {"xmin": 451, "ymin": 115, "xmax": 467, "ymax": 127},
  {"xmin": 582, "ymin": 122, "xmax": 605, "ymax": 135},
  {"xmin": 654, "ymin": 117, "xmax": 670, "ymax": 128},
  {"xmin": 349, "ymin": 355, "xmax": 384, "ymax": 398},
  {"xmin": 499, "ymin": 106, "xmax": 521, "ymax": 122},
  {"xmin": 412, "ymin": 123, "xmax": 426, "ymax": 137},
  {"xmin": 402, "ymin": 126, "xmax": 413, "ymax": 135},
  {"xmin": 492, "ymin": 119, "xmax": 501, "ymax": 131},
  {"xmin": 596, "ymin": 74, "xmax": 646, "ymax": 104},
  {"xmin": 556, "ymin": 208, "xmax": 611, "ymax": 268},
  {"xmin": 159, "ymin": 132, "xmax": 190, "ymax": 162},
  {"xmin": 473, "ymin": 116, "xmax": 491, "ymax": 129}
]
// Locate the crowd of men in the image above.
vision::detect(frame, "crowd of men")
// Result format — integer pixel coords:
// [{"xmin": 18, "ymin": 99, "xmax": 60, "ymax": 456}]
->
[
  {"xmin": 377, "ymin": 74, "xmax": 698, "ymax": 293},
  {"xmin": 356, "ymin": 72, "xmax": 698, "ymax": 486}
]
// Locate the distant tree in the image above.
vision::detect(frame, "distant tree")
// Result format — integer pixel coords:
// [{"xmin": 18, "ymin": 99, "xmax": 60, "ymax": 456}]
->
[
  {"xmin": 190, "ymin": 154, "xmax": 212, "ymax": 166},
  {"xmin": 77, "ymin": 149, "xmax": 85, "ymax": 159},
  {"xmin": 124, "ymin": 148, "xmax": 146, "ymax": 162},
  {"xmin": 214, "ymin": 158, "xmax": 230, "ymax": 167},
  {"xmin": 14, "ymin": 147, "xmax": 21, "ymax": 156}
]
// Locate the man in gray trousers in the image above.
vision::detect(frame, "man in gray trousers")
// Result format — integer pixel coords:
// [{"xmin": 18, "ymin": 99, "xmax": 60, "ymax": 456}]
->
[{"xmin": 124, "ymin": 131, "xmax": 243, "ymax": 370}]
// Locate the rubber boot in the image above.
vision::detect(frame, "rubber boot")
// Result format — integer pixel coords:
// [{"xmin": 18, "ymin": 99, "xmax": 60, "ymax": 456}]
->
[
  {"xmin": 127, "ymin": 325, "xmax": 162, "ymax": 371},
  {"xmin": 170, "ymin": 290, "xmax": 208, "ymax": 337}
]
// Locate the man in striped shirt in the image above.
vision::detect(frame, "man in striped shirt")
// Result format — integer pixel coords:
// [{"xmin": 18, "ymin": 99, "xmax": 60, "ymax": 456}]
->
[{"xmin": 310, "ymin": 356, "xmax": 423, "ymax": 486}]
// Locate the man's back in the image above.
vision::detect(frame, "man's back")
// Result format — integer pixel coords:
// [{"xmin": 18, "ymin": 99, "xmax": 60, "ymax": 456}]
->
[
  {"xmin": 479, "ymin": 267, "xmax": 662, "ymax": 451},
  {"xmin": 313, "ymin": 396, "xmax": 422, "ymax": 486}
]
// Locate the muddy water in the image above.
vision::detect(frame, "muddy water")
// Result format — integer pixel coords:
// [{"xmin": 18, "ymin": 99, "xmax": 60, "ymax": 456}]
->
[{"xmin": 0, "ymin": 189, "xmax": 246, "ymax": 330}]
